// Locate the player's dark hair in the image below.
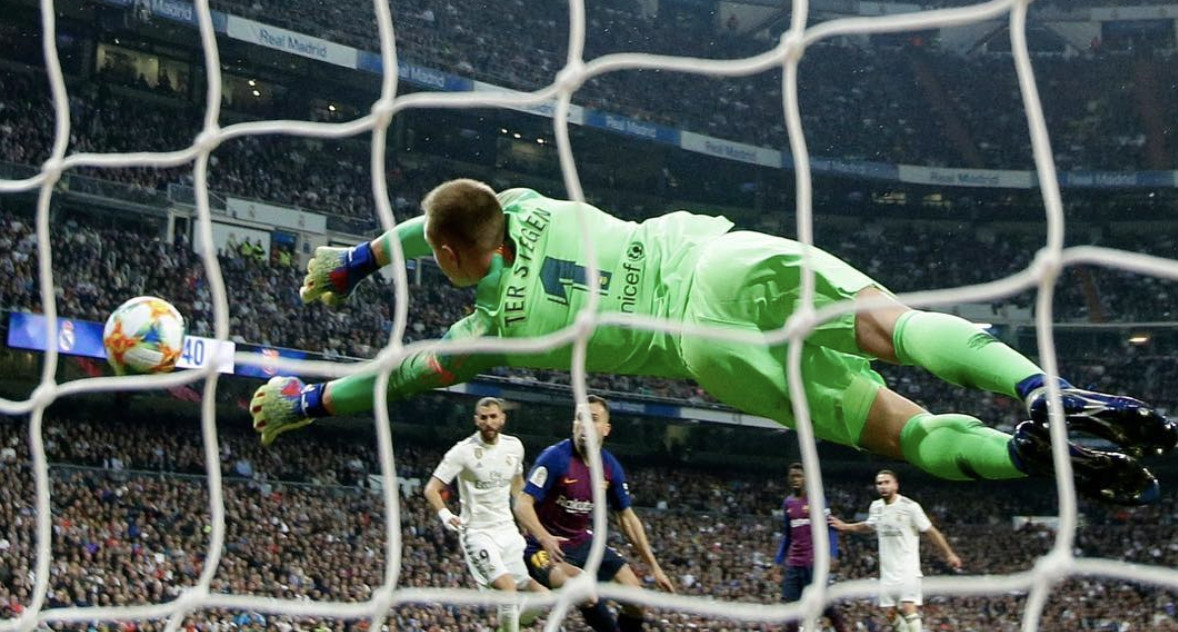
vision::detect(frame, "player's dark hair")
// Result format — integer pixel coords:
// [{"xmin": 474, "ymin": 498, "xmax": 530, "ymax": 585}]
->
[
  {"xmin": 788, "ymin": 462, "xmax": 804, "ymax": 473},
  {"xmin": 876, "ymin": 469, "xmax": 899, "ymax": 484},
  {"xmin": 422, "ymin": 178, "xmax": 505, "ymax": 252},
  {"xmin": 586, "ymin": 394, "xmax": 609, "ymax": 411}
]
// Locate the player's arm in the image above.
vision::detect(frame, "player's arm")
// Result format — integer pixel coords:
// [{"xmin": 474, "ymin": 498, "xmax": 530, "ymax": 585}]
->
[
  {"xmin": 605, "ymin": 458, "xmax": 674, "ymax": 592},
  {"xmin": 827, "ymin": 515, "xmax": 873, "ymax": 534},
  {"xmin": 922, "ymin": 525, "xmax": 962, "ymax": 570},
  {"xmin": 251, "ymin": 312, "xmax": 506, "ymax": 445},
  {"xmin": 300, "ymin": 216, "xmax": 431, "ymax": 306},
  {"xmin": 510, "ymin": 474, "xmax": 525, "ymax": 507},
  {"xmin": 515, "ymin": 451, "xmax": 568, "ymax": 562},
  {"xmin": 616, "ymin": 507, "xmax": 675, "ymax": 593},
  {"xmin": 253, "ymin": 310, "xmax": 573, "ymax": 445},
  {"xmin": 324, "ymin": 312, "xmax": 504, "ymax": 415},
  {"xmin": 912, "ymin": 503, "xmax": 961, "ymax": 569},
  {"xmin": 774, "ymin": 501, "xmax": 790, "ymax": 565},
  {"xmin": 828, "ymin": 517, "xmax": 840, "ymax": 570},
  {"xmin": 774, "ymin": 528, "xmax": 790, "ymax": 566},
  {"xmin": 423, "ymin": 476, "xmax": 462, "ymax": 532},
  {"xmin": 514, "ymin": 491, "xmax": 566, "ymax": 563},
  {"xmin": 424, "ymin": 448, "xmax": 465, "ymax": 532},
  {"xmin": 509, "ymin": 440, "xmax": 527, "ymax": 518},
  {"xmin": 372, "ymin": 217, "xmax": 432, "ymax": 266}
]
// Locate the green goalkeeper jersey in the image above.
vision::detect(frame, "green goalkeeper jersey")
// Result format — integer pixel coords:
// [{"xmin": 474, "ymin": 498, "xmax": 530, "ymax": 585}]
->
[
  {"xmin": 355, "ymin": 188, "xmax": 733, "ymax": 410},
  {"xmin": 482, "ymin": 188, "xmax": 733, "ymax": 375}
]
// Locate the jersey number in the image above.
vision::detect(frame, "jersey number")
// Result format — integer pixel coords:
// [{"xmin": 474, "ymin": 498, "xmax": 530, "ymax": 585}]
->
[{"xmin": 540, "ymin": 257, "xmax": 612, "ymax": 304}]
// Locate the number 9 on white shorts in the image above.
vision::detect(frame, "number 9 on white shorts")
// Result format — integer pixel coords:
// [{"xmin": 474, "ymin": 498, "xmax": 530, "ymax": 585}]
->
[{"xmin": 461, "ymin": 527, "xmax": 531, "ymax": 589}]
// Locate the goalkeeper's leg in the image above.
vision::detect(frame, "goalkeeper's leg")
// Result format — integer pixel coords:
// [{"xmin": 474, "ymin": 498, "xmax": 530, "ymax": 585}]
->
[
  {"xmin": 863, "ymin": 388, "xmax": 1023, "ymax": 481},
  {"xmin": 855, "ymin": 287, "xmax": 1175, "ymax": 457},
  {"xmin": 863, "ymin": 387, "xmax": 1159, "ymax": 505}
]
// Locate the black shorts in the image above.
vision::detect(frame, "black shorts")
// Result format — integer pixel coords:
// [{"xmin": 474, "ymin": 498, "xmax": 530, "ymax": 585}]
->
[
  {"xmin": 782, "ymin": 564, "xmax": 815, "ymax": 602},
  {"xmin": 524, "ymin": 538, "xmax": 628, "ymax": 586}
]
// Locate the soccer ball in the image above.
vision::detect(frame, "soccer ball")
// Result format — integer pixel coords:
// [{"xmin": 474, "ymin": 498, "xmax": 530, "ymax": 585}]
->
[{"xmin": 102, "ymin": 296, "xmax": 187, "ymax": 375}]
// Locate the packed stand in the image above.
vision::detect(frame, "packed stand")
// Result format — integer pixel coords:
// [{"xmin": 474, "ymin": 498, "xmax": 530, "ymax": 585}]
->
[
  {"xmin": 0, "ymin": 212, "xmax": 1116, "ymax": 326},
  {"xmin": 2, "ymin": 41, "xmax": 1177, "ymax": 234},
  {"xmin": 4, "ymin": 205, "xmax": 1177, "ymax": 332},
  {"xmin": 189, "ymin": 0, "xmax": 1177, "ymax": 171},
  {"xmin": 3, "ymin": 206, "xmax": 1178, "ymax": 412},
  {"xmin": 1, "ymin": 410, "xmax": 1177, "ymax": 631}
]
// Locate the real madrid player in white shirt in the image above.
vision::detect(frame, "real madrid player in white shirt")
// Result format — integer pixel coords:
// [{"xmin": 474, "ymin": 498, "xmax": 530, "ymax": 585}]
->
[
  {"xmin": 829, "ymin": 470, "xmax": 961, "ymax": 632},
  {"xmin": 424, "ymin": 397, "xmax": 547, "ymax": 632}
]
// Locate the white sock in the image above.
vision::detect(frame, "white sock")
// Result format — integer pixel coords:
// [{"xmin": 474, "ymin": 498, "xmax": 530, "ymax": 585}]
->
[
  {"xmin": 497, "ymin": 604, "xmax": 520, "ymax": 632},
  {"xmin": 903, "ymin": 612, "xmax": 922, "ymax": 632}
]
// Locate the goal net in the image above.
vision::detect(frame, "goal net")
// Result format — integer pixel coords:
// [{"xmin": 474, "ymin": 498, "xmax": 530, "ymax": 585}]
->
[{"xmin": 2, "ymin": 0, "xmax": 1178, "ymax": 630}]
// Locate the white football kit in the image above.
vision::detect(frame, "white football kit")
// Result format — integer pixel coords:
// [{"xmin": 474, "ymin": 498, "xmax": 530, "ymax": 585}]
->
[
  {"xmin": 866, "ymin": 494, "xmax": 932, "ymax": 606},
  {"xmin": 432, "ymin": 433, "xmax": 529, "ymax": 589}
]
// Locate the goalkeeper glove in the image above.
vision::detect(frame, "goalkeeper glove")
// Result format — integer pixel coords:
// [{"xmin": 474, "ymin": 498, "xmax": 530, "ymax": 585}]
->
[
  {"xmin": 250, "ymin": 376, "xmax": 325, "ymax": 446},
  {"xmin": 300, "ymin": 242, "xmax": 380, "ymax": 307}
]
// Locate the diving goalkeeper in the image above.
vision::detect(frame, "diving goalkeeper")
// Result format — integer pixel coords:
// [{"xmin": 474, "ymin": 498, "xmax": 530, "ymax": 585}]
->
[{"xmin": 251, "ymin": 179, "xmax": 1175, "ymax": 505}]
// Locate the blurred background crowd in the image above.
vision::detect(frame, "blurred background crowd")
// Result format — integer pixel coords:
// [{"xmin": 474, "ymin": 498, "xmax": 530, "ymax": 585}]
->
[
  {"xmin": 1, "ymin": 409, "xmax": 1176, "ymax": 632},
  {"xmin": 2, "ymin": 0, "xmax": 1178, "ymax": 628}
]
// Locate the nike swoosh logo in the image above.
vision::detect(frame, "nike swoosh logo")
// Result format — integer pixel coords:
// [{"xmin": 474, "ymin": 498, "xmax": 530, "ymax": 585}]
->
[{"xmin": 562, "ymin": 477, "xmax": 579, "ymax": 484}]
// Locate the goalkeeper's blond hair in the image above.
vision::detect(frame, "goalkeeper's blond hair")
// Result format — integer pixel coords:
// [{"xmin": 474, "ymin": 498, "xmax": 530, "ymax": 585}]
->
[{"xmin": 422, "ymin": 179, "xmax": 505, "ymax": 253}]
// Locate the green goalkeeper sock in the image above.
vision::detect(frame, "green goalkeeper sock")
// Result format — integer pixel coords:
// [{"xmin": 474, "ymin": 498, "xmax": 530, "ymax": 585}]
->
[
  {"xmin": 892, "ymin": 311, "xmax": 1042, "ymax": 399},
  {"xmin": 324, "ymin": 373, "xmax": 382, "ymax": 416},
  {"xmin": 900, "ymin": 413, "xmax": 1024, "ymax": 480}
]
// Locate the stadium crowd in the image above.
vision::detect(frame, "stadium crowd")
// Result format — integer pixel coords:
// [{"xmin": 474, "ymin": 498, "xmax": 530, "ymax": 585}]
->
[
  {"xmin": 2, "ymin": 205, "xmax": 1177, "ymax": 334},
  {"xmin": 186, "ymin": 0, "xmax": 1178, "ymax": 173},
  {"xmin": 2, "ymin": 32, "xmax": 1177, "ymax": 230},
  {"xmin": 0, "ymin": 408, "xmax": 1176, "ymax": 632},
  {"xmin": 1, "ymin": 206, "xmax": 1177, "ymax": 413},
  {"xmin": 0, "ymin": 0, "xmax": 1173, "ymax": 626},
  {"xmin": 3, "ymin": 8, "xmax": 1178, "ymax": 627}
]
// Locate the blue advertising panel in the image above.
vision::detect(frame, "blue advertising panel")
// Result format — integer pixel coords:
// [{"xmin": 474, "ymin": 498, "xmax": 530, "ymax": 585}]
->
[
  {"xmin": 584, "ymin": 110, "xmax": 681, "ymax": 145},
  {"xmin": 8, "ymin": 312, "xmax": 107, "ymax": 359},
  {"xmin": 234, "ymin": 343, "xmax": 309, "ymax": 379},
  {"xmin": 7, "ymin": 312, "xmax": 235, "ymax": 373},
  {"xmin": 1059, "ymin": 170, "xmax": 1178, "ymax": 189}
]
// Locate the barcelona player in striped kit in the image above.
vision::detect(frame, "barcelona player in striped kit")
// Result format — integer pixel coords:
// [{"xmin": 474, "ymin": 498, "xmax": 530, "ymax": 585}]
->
[
  {"xmin": 514, "ymin": 395, "xmax": 674, "ymax": 632},
  {"xmin": 777, "ymin": 462, "xmax": 846, "ymax": 632}
]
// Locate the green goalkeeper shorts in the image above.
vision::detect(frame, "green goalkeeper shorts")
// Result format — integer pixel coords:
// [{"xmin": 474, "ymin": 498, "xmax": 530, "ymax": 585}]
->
[{"xmin": 680, "ymin": 231, "xmax": 888, "ymax": 448}]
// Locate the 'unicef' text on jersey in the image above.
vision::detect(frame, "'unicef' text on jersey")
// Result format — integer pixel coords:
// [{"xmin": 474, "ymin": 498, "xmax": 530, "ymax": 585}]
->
[{"xmin": 618, "ymin": 241, "xmax": 645, "ymax": 314}]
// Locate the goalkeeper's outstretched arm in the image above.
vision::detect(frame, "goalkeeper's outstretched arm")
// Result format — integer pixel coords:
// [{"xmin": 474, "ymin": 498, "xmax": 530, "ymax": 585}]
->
[
  {"xmin": 323, "ymin": 312, "xmax": 505, "ymax": 415},
  {"xmin": 250, "ymin": 312, "xmax": 505, "ymax": 445},
  {"xmin": 300, "ymin": 216, "xmax": 432, "ymax": 306}
]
